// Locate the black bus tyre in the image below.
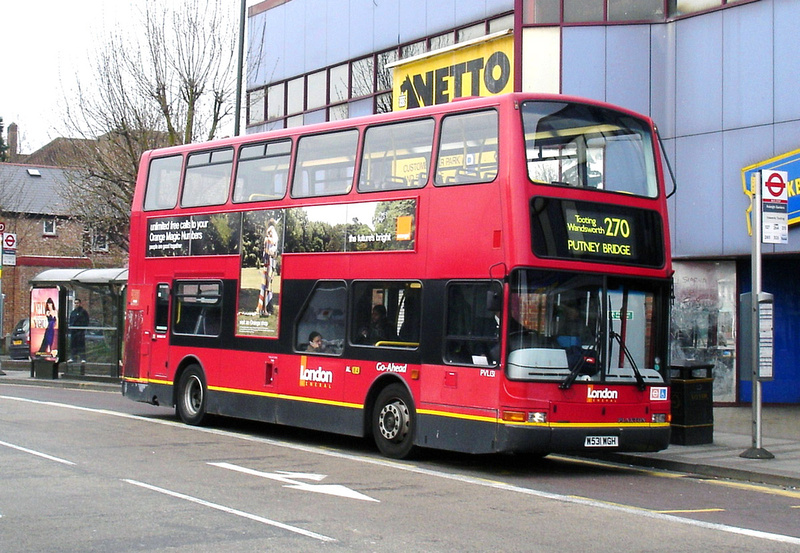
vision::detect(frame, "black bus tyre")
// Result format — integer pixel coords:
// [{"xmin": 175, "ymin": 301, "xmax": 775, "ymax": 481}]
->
[
  {"xmin": 372, "ymin": 383, "xmax": 416, "ymax": 459},
  {"xmin": 176, "ymin": 365, "xmax": 207, "ymax": 426}
]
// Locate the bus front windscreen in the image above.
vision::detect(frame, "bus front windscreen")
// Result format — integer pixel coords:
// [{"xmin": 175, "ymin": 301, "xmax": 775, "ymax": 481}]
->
[
  {"xmin": 521, "ymin": 101, "xmax": 658, "ymax": 198},
  {"xmin": 505, "ymin": 270, "xmax": 668, "ymax": 386}
]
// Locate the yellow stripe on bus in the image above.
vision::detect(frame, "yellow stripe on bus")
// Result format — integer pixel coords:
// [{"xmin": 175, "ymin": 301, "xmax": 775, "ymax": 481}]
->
[{"xmin": 124, "ymin": 377, "xmax": 668, "ymax": 429}]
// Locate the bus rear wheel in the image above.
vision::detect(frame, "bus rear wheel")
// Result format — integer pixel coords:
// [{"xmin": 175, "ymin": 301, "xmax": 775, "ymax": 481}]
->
[
  {"xmin": 176, "ymin": 365, "xmax": 207, "ymax": 426},
  {"xmin": 372, "ymin": 383, "xmax": 416, "ymax": 459}
]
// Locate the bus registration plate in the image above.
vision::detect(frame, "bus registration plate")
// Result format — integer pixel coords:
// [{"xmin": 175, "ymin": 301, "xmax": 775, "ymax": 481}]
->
[{"xmin": 584, "ymin": 436, "xmax": 619, "ymax": 447}]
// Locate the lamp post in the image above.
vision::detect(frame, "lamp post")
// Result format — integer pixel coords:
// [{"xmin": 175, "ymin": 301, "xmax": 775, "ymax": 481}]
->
[{"xmin": 234, "ymin": 0, "xmax": 247, "ymax": 136}]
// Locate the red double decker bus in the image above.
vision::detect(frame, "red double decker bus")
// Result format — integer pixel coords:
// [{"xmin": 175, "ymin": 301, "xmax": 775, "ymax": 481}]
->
[{"xmin": 122, "ymin": 93, "xmax": 673, "ymax": 458}]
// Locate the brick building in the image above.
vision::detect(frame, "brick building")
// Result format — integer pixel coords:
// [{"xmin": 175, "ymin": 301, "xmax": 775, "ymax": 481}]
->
[{"xmin": 0, "ymin": 158, "xmax": 126, "ymax": 340}]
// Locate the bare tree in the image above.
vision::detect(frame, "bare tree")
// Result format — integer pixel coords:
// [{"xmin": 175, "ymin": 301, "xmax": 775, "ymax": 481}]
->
[{"xmin": 60, "ymin": 0, "xmax": 237, "ymax": 252}]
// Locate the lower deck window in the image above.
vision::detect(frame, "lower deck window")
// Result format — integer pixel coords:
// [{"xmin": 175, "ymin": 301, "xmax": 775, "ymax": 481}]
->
[{"xmin": 173, "ymin": 281, "xmax": 222, "ymax": 336}]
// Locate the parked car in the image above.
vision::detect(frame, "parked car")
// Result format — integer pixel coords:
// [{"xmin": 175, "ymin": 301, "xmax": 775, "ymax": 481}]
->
[{"xmin": 8, "ymin": 318, "xmax": 30, "ymax": 360}]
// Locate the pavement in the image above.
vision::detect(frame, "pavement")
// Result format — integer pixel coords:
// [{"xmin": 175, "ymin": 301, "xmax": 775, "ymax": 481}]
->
[{"xmin": 1, "ymin": 357, "xmax": 798, "ymax": 489}]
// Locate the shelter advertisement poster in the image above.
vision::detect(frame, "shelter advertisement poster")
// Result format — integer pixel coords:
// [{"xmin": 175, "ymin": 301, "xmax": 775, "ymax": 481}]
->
[{"xmin": 30, "ymin": 287, "xmax": 60, "ymax": 360}]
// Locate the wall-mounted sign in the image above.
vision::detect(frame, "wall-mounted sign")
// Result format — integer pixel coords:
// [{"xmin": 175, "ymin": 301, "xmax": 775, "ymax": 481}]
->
[
  {"xmin": 742, "ymin": 147, "xmax": 800, "ymax": 229},
  {"xmin": 391, "ymin": 31, "xmax": 514, "ymax": 111}
]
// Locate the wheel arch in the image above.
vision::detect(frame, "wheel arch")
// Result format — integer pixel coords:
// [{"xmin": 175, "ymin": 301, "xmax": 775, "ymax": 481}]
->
[
  {"xmin": 171, "ymin": 355, "xmax": 205, "ymax": 407},
  {"xmin": 363, "ymin": 374, "xmax": 415, "ymax": 438}
]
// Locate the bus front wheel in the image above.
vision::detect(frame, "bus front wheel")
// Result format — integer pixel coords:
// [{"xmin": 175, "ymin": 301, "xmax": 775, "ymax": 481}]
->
[
  {"xmin": 176, "ymin": 365, "xmax": 207, "ymax": 426},
  {"xmin": 372, "ymin": 383, "xmax": 416, "ymax": 459}
]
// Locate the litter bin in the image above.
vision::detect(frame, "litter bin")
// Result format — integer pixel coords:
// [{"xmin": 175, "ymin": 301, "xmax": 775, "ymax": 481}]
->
[
  {"xmin": 670, "ymin": 363, "xmax": 713, "ymax": 445},
  {"xmin": 32, "ymin": 358, "xmax": 58, "ymax": 380}
]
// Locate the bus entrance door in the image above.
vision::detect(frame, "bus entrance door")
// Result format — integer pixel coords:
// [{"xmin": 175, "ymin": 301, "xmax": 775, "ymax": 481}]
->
[{"xmin": 148, "ymin": 283, "xmax": 172, "ymax": 381}]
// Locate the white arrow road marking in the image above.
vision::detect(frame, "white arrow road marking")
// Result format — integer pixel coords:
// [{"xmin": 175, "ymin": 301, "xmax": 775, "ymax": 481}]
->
[{"xmin": 210, "ymin": 462, "xmax": 379, "ymax": 503}]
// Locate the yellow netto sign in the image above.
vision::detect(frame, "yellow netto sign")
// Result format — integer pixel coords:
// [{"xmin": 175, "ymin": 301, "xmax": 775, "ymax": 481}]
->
[{"xmin": 392, "ymin": 33, "xmax": 514, "ymax": 110}]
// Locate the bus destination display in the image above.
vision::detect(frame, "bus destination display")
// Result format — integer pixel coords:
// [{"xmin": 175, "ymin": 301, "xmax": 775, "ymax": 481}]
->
[
  {"xmin": 564, "ymin": 206, "xmax": 635, "ymax": 258},
  {"xmin": 530, "ymin": 197, "xmax": 664, "ymax": 268}
]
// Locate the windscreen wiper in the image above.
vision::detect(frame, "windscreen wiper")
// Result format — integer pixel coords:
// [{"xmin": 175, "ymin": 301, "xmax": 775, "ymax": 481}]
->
[
  {"xmin": 559, "ymin": 351, "xmax": 595, "ymax": 390},
  {"xmin": 560, "ymin": 335, "xmax": 600, "ymax": 390},
  {"xmin": 609, "ymin": 330, "xmax": 646, "ymax": 391}
]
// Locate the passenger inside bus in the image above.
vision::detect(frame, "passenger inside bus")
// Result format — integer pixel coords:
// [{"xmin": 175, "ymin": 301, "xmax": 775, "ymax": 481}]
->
[
  {"xmin": 358, "ymin": 305, "xmax": 395, "ymax": 344},
  {"xmin": 306, "ymin": 331, "xmax": 326, "ymax": 353}
]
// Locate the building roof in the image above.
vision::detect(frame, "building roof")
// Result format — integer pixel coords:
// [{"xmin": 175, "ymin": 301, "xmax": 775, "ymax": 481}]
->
[{"xmin": 0, "ymin": 162, "xmax": 72, "ymax": 216}]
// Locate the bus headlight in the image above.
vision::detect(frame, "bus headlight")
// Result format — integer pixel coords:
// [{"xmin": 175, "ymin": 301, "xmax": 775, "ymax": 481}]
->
[{"xmin": 651, "ymin": 413, "xmax": 668, "ymax": 423}]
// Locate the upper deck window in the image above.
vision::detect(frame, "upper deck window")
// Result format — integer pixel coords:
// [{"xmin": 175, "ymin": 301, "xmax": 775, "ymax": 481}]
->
[
  {"xmin": 435, "ymin": 110, "xmax": 498, "ymax": 186},
  {"xmin": 144, "ymin": 155, "xmax": 183, "ymax": 211},
  {"xmin": 292, "ymin": 129, "xmax": 359, "ymax": 198},
  {"xmin": 182, "ymin": 148, "xmax": 234, "ymax": 207},
  {"xmin": 522, "ymin": 101, "xmax": 658, "ymax": 198},
  {"xmin": 233, "ymin": 140, "xmax": 291, "ymax": 202},
  {"xmin": 358, "ymin": 118, "xmax": 434, "ymax": 192}
]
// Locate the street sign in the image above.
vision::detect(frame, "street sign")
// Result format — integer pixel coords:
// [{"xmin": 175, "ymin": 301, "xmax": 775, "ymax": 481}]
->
[
  {"xmin": 742, "ymin": 147, "xmax": 800, "ymax": 227},
  {"xmin": 2, "ymin": 232, "xmax": 17, "ymax": 266},
  {"xmin": 761, "ymin": 170, "xmax": 788, "ymax": 244},
  {"xmin": 3, "ymin": 233, "xmax": 17, "ymax": 249}
]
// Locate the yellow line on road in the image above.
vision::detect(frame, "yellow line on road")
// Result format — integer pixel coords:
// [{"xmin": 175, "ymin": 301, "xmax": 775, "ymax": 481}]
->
[
  {"xmin": 699, "ymin": 479, "xmax": 800, "ymax": 500},
  {"xmin": 657, "ymin": 508, "xmax": 726, "ymax": 514}
]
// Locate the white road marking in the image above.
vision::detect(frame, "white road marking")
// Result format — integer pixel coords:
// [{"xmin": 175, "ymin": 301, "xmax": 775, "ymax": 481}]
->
[
  {"xmin": 209, "ymin": 462, "xmax": 379, "ymax": 502},
  {"xmin": 4, "ymin": 393, "xmax": 800, "ymax": 546},
  {"xmin": 123, "ymin": 479, "xmax": 335, "ymax": 542},
  {"xmin": 0, "ymin": 439, "xmax": 76, "ymax": 466}
]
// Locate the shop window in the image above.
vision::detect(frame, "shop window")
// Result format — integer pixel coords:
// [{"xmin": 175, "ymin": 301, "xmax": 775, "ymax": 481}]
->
[
  {"xmin": 430, "ymin": 32, "xmax": 455, "ymax": 51},
  {"xmin": 401, "ymin": 41, "xmax": 425, "ymax": 60},
  {"xmin": 523, "ymin": 0, "xmax": 561, "ymax": 23},
  {"xmin": 377, "ymin": 50, "xmax": 397, "ymax": 91},
  {"xmin": 248, "ymin": 88, "xmax": 265, "ymax": 124},
  {"xmin": 267, "ymin": 83, "xmax": 285, "ymax": 120},
  {"xmin": 352, "ymin": 57, "xmax": 374, "ymax": 97},
  {"xmin": 671, "ymin": 261, "xmax": 737, "ymax": 403},
  {"xmin": 287, "ymin": 76, "xmax": 305, "ymax": 115},
  {"xmin": 307, "ymin": 70, "xmax": 327, "ymax": 110},
  {"xmin": 608, "ymin": 0, "xmax": 665, "ymax": 21},
  {"xmin": 489, "ymin": 14, "xmax": 515, "ymax": 32},
  {"xmin": 563, "ymin": 0, "xmax": 604, "ymax": 22},
  {"xmin": 669, "ymin": 0, "xmax": 722, "ymax": 16},
  {"xmin": 457, "ymin": 23, "xmax": 486, "ymax": 42},
  {"xmin": 329, "ymin": 103, "xmax": 349, "ymax": 121},
  {"xmin": 329, "ymin": 64, "xmax": 349, "ymax": 103}
]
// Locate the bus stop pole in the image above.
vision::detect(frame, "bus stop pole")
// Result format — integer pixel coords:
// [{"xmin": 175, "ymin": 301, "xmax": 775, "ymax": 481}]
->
[{"xmin": 741, "ymin": 172, "xmax": 774, "ymax": 459}]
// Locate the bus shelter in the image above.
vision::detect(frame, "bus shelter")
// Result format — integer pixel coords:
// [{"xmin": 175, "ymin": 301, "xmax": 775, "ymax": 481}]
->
[{"xmin": 30, "ymin": 267, "xmax": 127, "ymax": 379}]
